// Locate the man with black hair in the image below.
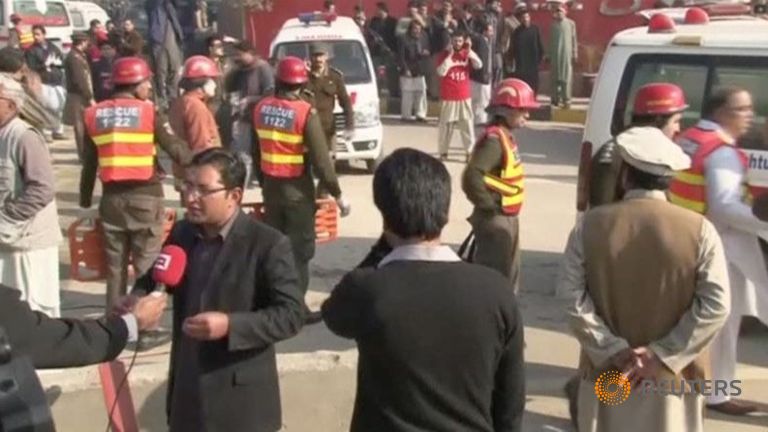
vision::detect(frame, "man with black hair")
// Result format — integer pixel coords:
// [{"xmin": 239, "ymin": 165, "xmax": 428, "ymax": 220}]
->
[
  {"xmin": 26, "ymin": 25, "xmax": 66, "ymax": 141},
  {"xmin": 559, "ymin": 126, "xmax": 729, "ymax": 432},
  {"xmin": 227, "ymin": 40, "xmax": 274, "ymax": 186},
  {"xmin": 80, "ymin": 57, "xmax": 190, "ymax": 310},
  {"xmin": 92, "ymin": 38, "xmax": 116, "ymax": 102},
  {"xmin": 670, "ymin": 86, "xmax": 768, "ymax": 416},
  {"xmin": 121, "ymin": 147, "xmax": 304, "ymax": 432},
  {"xmin": 0, "ymin": 47, "xmax": 58, "ymax": 131},
  {"xmin": 255, "ymin": 56, "xmax": 349, "ymax": 324},
  {"xmin": 323, "ymin": 148, "xmax": 525, "ymax": 432}
]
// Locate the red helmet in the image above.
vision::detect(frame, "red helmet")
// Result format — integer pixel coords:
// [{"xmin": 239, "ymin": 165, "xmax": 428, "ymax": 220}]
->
[
  {"xmin": 633, "ymin": 83, "xmax": 688, "ymax": 116},
  {"xmin": 488, "ymin": 78, "xmax": 540, "ymax": 111},
  {"xmin": 684, "ymin": 7, "xmax": 709, "ymax": 25},
  {"xmin": 182, "ymin": 55, "xmax": 221, "ymax": 79},
  {"xmin": 648, "ymin": 13, "xmax": 676, "ymax": 33},
  {"xmin": 112, "ymin": 57, "xmax": 152, "ymax": 85},
  {"xmin": 276, "ymin": 56, "xmax": 308, "ymax": 84}
]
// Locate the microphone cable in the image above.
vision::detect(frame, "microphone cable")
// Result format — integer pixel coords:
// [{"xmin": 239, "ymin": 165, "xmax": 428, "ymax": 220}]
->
[{"xmin": 104, "ymin": 336, "xmax": 141, "ymax": 432}]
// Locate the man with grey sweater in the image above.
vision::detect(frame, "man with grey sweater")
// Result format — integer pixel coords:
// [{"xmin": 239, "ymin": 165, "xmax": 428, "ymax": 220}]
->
[
  {"xmin": 0, "ymin": 74, "xmax": 61, "ymax": 316},
  {"xmin": 323, "ymin": 148, "xmax": 525, "ymax": 431}
]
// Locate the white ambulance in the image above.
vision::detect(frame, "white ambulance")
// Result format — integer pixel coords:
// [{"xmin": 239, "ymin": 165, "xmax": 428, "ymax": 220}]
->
[
  {"xmin": 578, "ymin": 10, "xmax": 768, "ymax": 210},
  {"xmin": 1, "ymin": 0, "xmax": 75, "ymax": 52},
  {"xmin": 269, "ymin": 12, "xmax": 384, "ymax": 173}
]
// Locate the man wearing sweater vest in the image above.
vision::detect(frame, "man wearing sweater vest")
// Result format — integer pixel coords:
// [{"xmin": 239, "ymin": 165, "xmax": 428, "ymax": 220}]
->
[
  {"xmin": 436, "ymin": 31, "xmax": 482, "ymax": 162},
  {"xmin": 323, "ymin": 148, "xmax": 525, "ymax": 432},
  {"xmin": 558, "ymin": 127, "xmax": 730, "ymax": 432}
]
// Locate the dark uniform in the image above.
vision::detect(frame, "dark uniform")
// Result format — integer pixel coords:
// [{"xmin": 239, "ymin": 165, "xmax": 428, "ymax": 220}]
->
[
  {"xmin": 305, "ymin": 44, "xmax": 353, "ymax": 196},
  {"xmin": 80, "ymin": 93, "xmax": 189, "ymax": 308},
  {"xmin": 588, "ymin": 138, "xmax": 623, "ymax": 208},
  {"xmin": 255, "ymin": 91, "xmax": 342, "ymax": 294},
  {"xmin": 462, "ymin": 125, "xmax": 524, "ymax": 292}
]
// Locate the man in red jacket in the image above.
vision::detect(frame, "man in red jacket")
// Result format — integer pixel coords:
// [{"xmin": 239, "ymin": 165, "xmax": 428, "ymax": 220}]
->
[{"xmin": 436, "ymin": 31, "xmax": 482, "ymax": 162}]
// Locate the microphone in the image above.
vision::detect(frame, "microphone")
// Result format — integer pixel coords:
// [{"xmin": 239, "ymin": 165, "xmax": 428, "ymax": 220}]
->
[
  {"xmin": 135, "ymin": 245, "xmax": 187, "ymax": 352},
  {"xmin": 150, "ymin": 245, "xmax": 187, "ymax": 295}
]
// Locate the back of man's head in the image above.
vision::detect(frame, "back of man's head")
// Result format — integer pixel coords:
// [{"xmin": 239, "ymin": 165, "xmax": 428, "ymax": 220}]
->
[
  {"xmin": 0, "ymin": 48, "xmax": 25, "ymax": 73},
  {"xmin": 373, "ymin": 148, "xmax": 451, "ymax": 241}
]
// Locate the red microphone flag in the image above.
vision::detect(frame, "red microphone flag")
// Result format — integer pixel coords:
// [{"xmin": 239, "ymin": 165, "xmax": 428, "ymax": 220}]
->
[{"xmin": 151, "ymin": 245, "xmax": 187, "ymax": 289}]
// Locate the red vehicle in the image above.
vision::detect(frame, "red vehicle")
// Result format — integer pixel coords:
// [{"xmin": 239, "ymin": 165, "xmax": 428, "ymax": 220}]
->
[{"xmin": 216, "ymin": 0, "xmax": 759, "ymax": 95}]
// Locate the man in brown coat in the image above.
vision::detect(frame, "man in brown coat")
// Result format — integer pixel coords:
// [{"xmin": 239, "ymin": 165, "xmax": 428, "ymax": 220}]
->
[
  {"xmin": 558, "ymin": 127, "xmax": 730, "ymax": 432},
  {"xmin": 63, "ymin": 32, "xmax": 94, "ymax": 160}
]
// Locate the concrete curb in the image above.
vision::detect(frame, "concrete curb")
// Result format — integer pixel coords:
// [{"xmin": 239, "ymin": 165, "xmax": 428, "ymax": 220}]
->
[{"xmin": 380, "ymin": 97, "xmax": 588, "ymax": 125}]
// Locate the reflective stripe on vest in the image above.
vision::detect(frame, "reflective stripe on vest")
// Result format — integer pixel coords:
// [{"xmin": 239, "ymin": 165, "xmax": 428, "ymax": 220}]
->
[
  {"xmin": 481, "ymin": 126, "xmax": 525, "ymax": 215},
  {"xmin": 253, "ymin": 97, "xmax": 311, "ymax": 179},
  {"xmin": 83, "ymin": 98, "xmax": 156, "ymax": 183},
  {"xmin": 669, "ymin": 126, "xmax": 748, "ymax": 214},
  {"xmin": 16, "ymin": 27, "xmax": 34, "ymax": 49}
]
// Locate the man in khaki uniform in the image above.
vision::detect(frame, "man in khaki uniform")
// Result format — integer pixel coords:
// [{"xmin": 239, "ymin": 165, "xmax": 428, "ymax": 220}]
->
[
  {"xmin": 305, "ymin": 43, "xmax": 354, "ymax": 197},
  {"xmin": 558, "ymin": 127, "xmax": 730, "ymax": 432}
]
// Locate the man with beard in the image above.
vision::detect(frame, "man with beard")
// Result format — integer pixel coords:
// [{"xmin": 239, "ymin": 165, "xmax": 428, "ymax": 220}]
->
[{"xmin": 509, "ymin": 8, "xmax": 543, "ymax": 94}]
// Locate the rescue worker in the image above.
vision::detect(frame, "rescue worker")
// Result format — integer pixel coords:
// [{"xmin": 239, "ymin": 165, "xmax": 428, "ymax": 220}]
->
[
  {"xmin": 305, "ymin": 43, "xmax": 354, "ymax": 197},
  {"xmin": 668, "ymin": 86, "xmax": 768, "ymax": 416},
  {"xmin": 79, "ymin": 57, "xmax": 190, "ymax": 309},
  {"xmin": 169, "ymin": 55, "xmax": 222, "ymax": 202},
  {"xmin": 254, "ymin": 56, "xmax": 351, "ymax": 324},
  {"xmin": 589, "ymin": 82, "xmax": 688, "ymax": 208},
  {"xmin": 8, "ymin": 14, "xmax": 34, "ymax": 50},
  {"xmin": 462, "ymin": 78, "xmax": 538, "ymax": 291}
]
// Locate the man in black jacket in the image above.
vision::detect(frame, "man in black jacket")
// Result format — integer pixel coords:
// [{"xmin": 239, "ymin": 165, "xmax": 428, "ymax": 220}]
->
[
  {"xmin": 0, "ymin": 285, "xmax": 166, "ymax": 369},
  {"xmin": 323, "ymin": 148, "xmax": 525, "ymax": 432},
  {"xmin": 119, "ymin": 148, "xmax": 304, "ymax": 432}
]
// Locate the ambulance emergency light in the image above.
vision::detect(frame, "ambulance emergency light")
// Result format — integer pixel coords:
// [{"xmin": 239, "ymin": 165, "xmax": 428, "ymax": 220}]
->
[{"xmin": 298, "ymin": 12, "xmax": 337, "ymax": 25}]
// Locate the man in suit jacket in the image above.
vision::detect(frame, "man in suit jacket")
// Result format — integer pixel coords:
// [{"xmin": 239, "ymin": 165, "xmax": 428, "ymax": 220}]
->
[
  {"xmin": 322, "ymin": 148, "xmax": 525, "ymax": 432},
  {"xmin": 122, "ymin": 148, "xmax": 304, "ymax": 432},
  {"xmin": 0, "ymin": 284, "xmax": 166, "ymax": 369}
]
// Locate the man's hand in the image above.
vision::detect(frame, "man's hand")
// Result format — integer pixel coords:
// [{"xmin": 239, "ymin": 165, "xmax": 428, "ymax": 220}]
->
[
  {"xmin": 609, "ymin": 347, "xmax": 636, "ymax": 371},
  {"xmin": 336, "ymin": 196, "xmax": 351, "ymax": 217},
  {"xmin": 112, "ymin": 294, "xmax": 140, "ymax": 316},
  {"xmin": 624, "ymin": 347, "xmax": 663, "ymax": 388},
  {"xmin": 132, "ymin": 293, "xmax": 168, "ymax": 331},
  {"xmin": 182, "ymin": 312, "xmax": 230, "ymax": 341}
]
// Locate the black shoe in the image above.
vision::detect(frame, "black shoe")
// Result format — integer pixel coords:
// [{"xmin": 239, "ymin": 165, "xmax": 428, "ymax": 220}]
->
[
  {"xmin": 564, "ymin": 375, "xmax": 579, "ymax": 429},
  {"xmin": 439, "ymin": 153, "xmax": 448, "ymax": 162},
  {"xmin": 52, "ymin": 133, "xmax": 67, "ymax": 140},
  {"xmin": 415, "ymin": 117, "xmax": 428, "ymax": 123},
  {"xmin": 46, "ymin": 385, "xmax": 62, "ymax": 406},
  {"xmin": 304, "ymin": 309, "xmax": 323, "ymax": 325},
  {"xmin": 136, "ymin": 328, "xmax": 172, "ymax": 351}
]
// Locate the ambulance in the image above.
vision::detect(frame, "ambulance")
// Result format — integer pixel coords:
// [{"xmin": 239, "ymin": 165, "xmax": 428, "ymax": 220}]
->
[
  {"xmin": 577, "ymin": 8, "xmax": 768, "ymax": 211},
  {"xmin": 1, "ymin": 0, "xmax": 75, "ymax": 52},
  {"xmin": 269, "ymin": 12, "xmax": 384, "ymax": 173}
]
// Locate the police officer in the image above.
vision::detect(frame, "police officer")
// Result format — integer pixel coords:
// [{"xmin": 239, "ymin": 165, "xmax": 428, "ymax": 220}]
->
[
  {"xmin": 80, "ymin": 57, "xmax": 190, "ymax": 309},
  {"xmin": 589, "ymin": 82, "xmax": 688, "ymax": 208},
  {"xmin": 305, "ymin": 43, "xmax": 354, "ymax": 197},
  {"xmin": 254, "ymin": 56, "xmax": 351, "ymax": 323},
  {"xmin": 462, "ymin": 78, "xmax": 538, "ymax": 292}
]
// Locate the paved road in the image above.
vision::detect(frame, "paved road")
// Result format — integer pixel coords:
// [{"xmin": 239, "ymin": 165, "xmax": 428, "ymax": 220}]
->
[{"xmin": 46, "ymin": 119, "xmax": 768, "ymax": 431}]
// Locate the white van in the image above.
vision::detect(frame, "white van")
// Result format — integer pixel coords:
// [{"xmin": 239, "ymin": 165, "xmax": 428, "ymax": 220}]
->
[
  {"xmin": 1, "ymin": 0, "xmax": 75, "ymax": 52},
  {"xmin": 270, "ymin": 12, "xmax": 384, "ymax": 173},
  {"xmin": 66, "ymin": 1, "xmax": 109, "ymax": 32},
  {"xmin": 578, "ymin": 11, "xmax": 768, "ymax": 210}
]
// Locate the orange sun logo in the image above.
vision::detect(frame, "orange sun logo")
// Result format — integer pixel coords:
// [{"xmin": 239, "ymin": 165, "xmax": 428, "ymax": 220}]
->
[{"xmin": 594, "ymin": 370, "xmax": 631, "ymax": 405}]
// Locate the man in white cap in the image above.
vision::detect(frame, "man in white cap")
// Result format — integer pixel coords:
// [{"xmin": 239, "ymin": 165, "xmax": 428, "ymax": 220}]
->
[
  {"xmin": 558, "ymin": 126, "xmax": 730, "ymax": 432},
  {"xmin": 0, "ymin": 74, "xmax": 61, "ymax": 316}
]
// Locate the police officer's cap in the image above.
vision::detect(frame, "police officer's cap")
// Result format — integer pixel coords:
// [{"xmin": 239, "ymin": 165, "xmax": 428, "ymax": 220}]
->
[
  {"xmin": 310, "ymin": 43, "xmax": 329, "ymax": 55},
  {"xmin": 71, "ymin": 31, "xmax": 89, "ymax": 43},
  {"xmin": 615, "ymin": 126, "xmax": 690, "ymax": 176}
]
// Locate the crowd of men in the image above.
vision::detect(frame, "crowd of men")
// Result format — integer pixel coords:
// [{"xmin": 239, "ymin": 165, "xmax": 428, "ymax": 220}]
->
[{"xmin": 0, "ymin": 1, "xmax": 765, "ymax": 432}]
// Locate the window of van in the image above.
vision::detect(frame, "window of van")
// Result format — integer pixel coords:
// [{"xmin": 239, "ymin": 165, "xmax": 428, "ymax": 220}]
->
[
  {"xmin": 273, "ymin": 41, "xmax": 372, "ymax": 85},
  {"xmin": 70, "ymin": 9, "xmax": 85, "ymax": 29},
  {"xmin": 13, "ymin": 1, "xmax": 69, "ymax": 26},
  {"xmin": 612, "ymin": 54, "xmax": 768, "ymax": 150}
]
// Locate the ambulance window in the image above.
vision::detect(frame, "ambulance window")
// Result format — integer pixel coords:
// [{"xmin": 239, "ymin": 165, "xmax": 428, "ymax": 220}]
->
[
  {"xmin": 274, "ymin": 41, "xmax": 372, "ymax": 85},
  {"xmin": 13, "ymin": 1, "xmax": 70, "ymax": 26},
  {"xmin": 612, "ymin": 56, "xmax": 708, "ymax": 135}
]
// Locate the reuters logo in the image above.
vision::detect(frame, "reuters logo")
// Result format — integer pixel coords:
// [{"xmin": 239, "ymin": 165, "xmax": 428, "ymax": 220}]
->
[{"xmin": 594, "ymin": 370, "xmax": 631, "ymax": 405}]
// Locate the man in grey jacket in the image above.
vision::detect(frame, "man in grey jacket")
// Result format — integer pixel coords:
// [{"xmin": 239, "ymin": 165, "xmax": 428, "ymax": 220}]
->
[{"xmin": 0, "ymin": 74, "xmax": 61, "ymax": 316}]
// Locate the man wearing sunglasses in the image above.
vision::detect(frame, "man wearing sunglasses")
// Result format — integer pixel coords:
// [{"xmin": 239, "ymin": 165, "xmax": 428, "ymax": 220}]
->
[{"xmin": 119, "ymin": 148, "xmax": 305, "ymax": 432}]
